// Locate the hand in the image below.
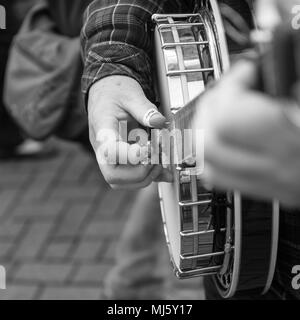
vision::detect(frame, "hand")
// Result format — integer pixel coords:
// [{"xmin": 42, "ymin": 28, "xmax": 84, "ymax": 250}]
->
[
  {"xmin": 195, "ymin": 60, "xmax": 300, "ymax": 207},
  {"xmin": 88, "ymin": 75, "xmax": 173, "ymax": 189},
  {"xmin": 256, "ymin": 0, "xmax": 299, "ymax": 29}
]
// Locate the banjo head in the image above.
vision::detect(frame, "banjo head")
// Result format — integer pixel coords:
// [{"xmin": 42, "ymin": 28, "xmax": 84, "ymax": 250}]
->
[
  {"xmin": 154, "ymin": 0, "xmax": 230, "ymax": 279},
  {"xmin": 153, "ymin": 0, "xmax": 279, "ymax": 298}
]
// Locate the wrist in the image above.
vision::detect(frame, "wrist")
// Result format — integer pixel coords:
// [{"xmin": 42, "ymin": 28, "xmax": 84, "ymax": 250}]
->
[{"xmin": 88, "ymin": 75, "xmax": 132, "ymax": 109}]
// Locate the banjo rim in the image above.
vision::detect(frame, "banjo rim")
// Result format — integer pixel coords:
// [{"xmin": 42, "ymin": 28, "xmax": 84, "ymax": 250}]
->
[{"xmin": 153, "ymin": 0, "xmax": 279, "ymax": 298}]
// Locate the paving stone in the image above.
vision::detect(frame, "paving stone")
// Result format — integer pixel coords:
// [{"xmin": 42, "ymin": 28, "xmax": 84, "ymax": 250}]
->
[
  {"xmin": 43, "ymin": 241, "xmax": 73, "ymax": 260},
  {"xmin": 0, "ymin": 222, "xmax": 24, "ymax": 239},
  {"xmin": 0, "ymin": 172, "xmax": 31, "ymax": 187},
  {"xmin": 0, "ymin": 139, "xmax": 205, "ymax": 300},
  {"xmin": 58, "ymin": 155, "xmax": 92, "ymax": 183},
  {"xmin": 20, "ymin": 172, "xmax": 58, "ymax": 200},
  {"xmin": 71, "ymin": 241, "xmax": 104, "ymax": 262},
  {"xmin": 49, "ymin": 186, "xmax": 100, "ymax": 202},
  {"xmin": 0, "ymin": 284, "xmax": 39, "ymax": 300},
  {"xmin": 93, "ymin": 190, "xmax": 135, "ymax": 218},
  {"xmin": 166, "ymin": 288, "xmax": 206, "ymax": 300},
  {"xmin": 14, "ymin": 222, "xmax": 54, "ymax": 259},
  {"xmin": 12, "ymin": 202, "xmax": 65, "ymax": 220},
  {"xmin": 40, "ymin": 287, "xmax": 102, "ymax": 300},
  {"xmin": 101, "ymin": 241, "xmax": 117, "ymax": 262},
  {"xmin": 0, "ymin": 163, "xmax": 25, "ymax": 175},
  {"xmin": 0, "ymin": 242, "xmax": 14, "ymax": 259},
  {"xmin": 21, "ymin": 186, "xmax": 49, "ymax": 203},
  {"xmin": 72, "ymin": 264, "xmax": 111, "ymax": 285},
  {"xmin": 0, "ymin": 189, "xmax": 19, "ymax": 218},
  {"xmin": 83, "ymin": 221, "xmax": 124, "ymax": 239},
  {"xmin": 54, "ymin": 203, "xmax": 91, "ymax": 239},
  {"xmin": 14, "ymin": 263, "xmax": 73, "ymax": 283}
]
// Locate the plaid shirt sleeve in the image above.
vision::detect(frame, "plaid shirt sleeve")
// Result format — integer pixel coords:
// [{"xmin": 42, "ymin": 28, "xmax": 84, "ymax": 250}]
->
[{"xmin": 81, "ymin": 0, "xmax": 188, "ymax": 103}]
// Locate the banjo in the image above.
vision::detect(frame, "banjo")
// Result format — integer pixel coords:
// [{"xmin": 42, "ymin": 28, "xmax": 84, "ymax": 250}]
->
[{"xmin": 152, "ymin": 0, "xmax": 280, "ymax": 298}]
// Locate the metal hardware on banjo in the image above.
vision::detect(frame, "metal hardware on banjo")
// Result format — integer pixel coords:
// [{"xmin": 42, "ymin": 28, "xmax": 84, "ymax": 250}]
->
[{"xmin": 152, "ymin": 0, "xmax": 280, "ymax": 298}]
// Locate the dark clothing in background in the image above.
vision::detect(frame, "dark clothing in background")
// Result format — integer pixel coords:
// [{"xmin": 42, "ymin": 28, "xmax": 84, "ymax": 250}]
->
[
  {"xmin": 0, "ymin": 0, "xmax": 37, "ymax": 148},
  {"xmin": 48, "ymin": 0, "xmax": 92, "ymax": 38},
  {"xmin": 3, "ymin": 0, "xmax": 92, "ymax": 148},
  {"xmin": 0, "ymin": 38, "xmax": 23, "ymax": 148},
  {"xmin": 47, "ymin": 0, "xmax": 92, "ymax": 147}
]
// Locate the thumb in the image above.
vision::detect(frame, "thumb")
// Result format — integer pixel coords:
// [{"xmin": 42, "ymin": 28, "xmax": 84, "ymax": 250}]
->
[
  {"xmin": 124, "ymin": 83, "xmax": 167, "ymax": 129},
  {"xmin": 256, "ymin": 0, "xmax": 281, "ymax": 30}
]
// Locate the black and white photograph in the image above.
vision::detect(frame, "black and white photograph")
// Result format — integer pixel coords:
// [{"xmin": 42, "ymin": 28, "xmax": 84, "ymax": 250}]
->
[{"xmin": 0, "ymin": 0, "xmax": 300, "ymax": 305}]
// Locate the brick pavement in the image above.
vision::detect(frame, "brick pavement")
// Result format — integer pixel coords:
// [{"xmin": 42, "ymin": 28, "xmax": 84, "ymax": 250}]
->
[{"xmin": 0, "ymin": 139, "xmax": 204, "ymax": 300}]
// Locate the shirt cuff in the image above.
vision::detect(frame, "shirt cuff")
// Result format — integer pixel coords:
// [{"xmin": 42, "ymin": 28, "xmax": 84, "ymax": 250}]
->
[{"xmin": 81, "ymin": 43, "xmax": 155, "ymax": 109}]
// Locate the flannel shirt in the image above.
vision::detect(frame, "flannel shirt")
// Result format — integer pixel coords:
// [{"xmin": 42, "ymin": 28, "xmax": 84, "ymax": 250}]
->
[
  {"xmin": 81, "ymin": 0, "xmax": 254, "ymax": 102},
  {"xmin": 81, "ymin": 0, "xmax": 300, "ymax": 299},
  {"xmin": 81, "ymin": 0, "xmax": 193, "ymax": 103}
]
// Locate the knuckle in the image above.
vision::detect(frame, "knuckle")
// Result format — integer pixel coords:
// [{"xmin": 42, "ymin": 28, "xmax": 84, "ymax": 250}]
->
[
  {"xmin": 131, "ymin": 175, "xmax": 146, "ymax": 184},
  {"xmin": 107, "ymin": 177, "xmax": 118, "ymax": 185},
  {"xmin": 131, "ymin": 168, "xmax": 150, "ymax": 183},
  {"xmin": 103, "ymin": 171, "xmax": 117, "ymax": 185},
  {"xmin": 140, "ymin": 181, "xmax": 152, "ymax": 189}
]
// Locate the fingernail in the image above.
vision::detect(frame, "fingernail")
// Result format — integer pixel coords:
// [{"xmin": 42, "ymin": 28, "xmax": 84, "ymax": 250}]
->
[
  {"xmin": 96, "ymin": 132, "xmax": 101, "ymax": 142},
  {"xmin": 149, "ymin": 113, "xmax": 167, "ymax": 129}
]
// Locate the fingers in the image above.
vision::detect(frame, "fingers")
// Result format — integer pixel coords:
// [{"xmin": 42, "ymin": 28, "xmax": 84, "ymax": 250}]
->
[
  {"xmin": 209, "ymin": 94, "xmax": 282, "ymax": 153},
  {"xmin": 222, "ymin": 60, "xmax": 259, "ymax": 90},
  {"xmin": 97, "ymin": 140, "xmax": 148, "ymax": 166},
  {"xmin": 109, "ymin": 165, "xmax": 172, "ymax": 190},
  {"xmin": 154, "ymin": 169, "xmax": 174, "ymax": 183},
  {"xmin": 89, "ymin": 108, "xmax": 147, "ymax": 166},
  {"xmin": 205, "ymin": 139, "xmax": 273, "ymax": 184},
  {"xmin": 256, "ymin": 0, "xmax": 281, "ymax": 29},
  {"xmin": 98, "ymin": 163, "xmax": 154, "ymax": 185},
  {"xmin": 90, "ymin": 118, "xmax": 155, "ymax": 188},
  {"xmin": 204, "ymin": 144, "xmax": 272, "ymax": 194},
  {"xmin": 94, "ymin": 133, "xmax": 173, "ymax": 188},
  {"xmin": 203, "ymin": 131, "xmax": 279, "ymax": 203},
  {"xmin": 204, "ymin": 162, "xmax": 279, "ymax": 203},
  {"xmin": 87, "ymin": 75, "xmax": 172, "ymax": 189}
]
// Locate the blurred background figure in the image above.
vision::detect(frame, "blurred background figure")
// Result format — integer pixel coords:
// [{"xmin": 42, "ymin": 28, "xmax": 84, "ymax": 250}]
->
[
  {"xmin": 0, "ymin": 0, "xmax": 50, "ymax": 160},
  {"xmin": 3, "ymin": 0, "xmax": 90, "ymax": 152}
]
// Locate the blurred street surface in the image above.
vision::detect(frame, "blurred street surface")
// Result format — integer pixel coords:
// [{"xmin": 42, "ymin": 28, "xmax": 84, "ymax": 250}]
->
[{"xmin": 0, "ymin": 139, "xmax": 204, "ymax": 300}]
